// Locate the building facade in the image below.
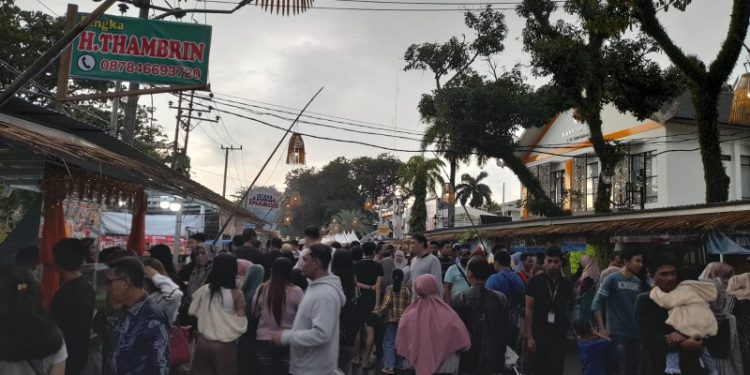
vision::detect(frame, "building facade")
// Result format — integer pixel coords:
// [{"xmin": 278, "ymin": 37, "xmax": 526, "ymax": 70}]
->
[{"xmin": 517, "ymin": 92, "xmax": 750, "ymax": 217}]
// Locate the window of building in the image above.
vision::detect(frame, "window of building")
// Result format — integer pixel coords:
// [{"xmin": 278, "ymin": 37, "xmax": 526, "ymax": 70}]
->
[
  {"xmin": 551, "ymin": 169, "xmax": 565, "ymax": 207},
  {"xmin": 631, "ymin": 151, "xmax": 658, "ymax": 205},
  {"xmin": 742, "ymin": 156, "xmax": 750, "ymax": 200},
  {"xmin": 586, "ymin": 161, "xmax": 598, "ymax": 210}
]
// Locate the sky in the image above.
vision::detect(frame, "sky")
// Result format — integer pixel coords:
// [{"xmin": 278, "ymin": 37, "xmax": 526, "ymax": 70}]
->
[{"xmin": 16, "ymin": 0, "xmax": 749, "ymax": 205}]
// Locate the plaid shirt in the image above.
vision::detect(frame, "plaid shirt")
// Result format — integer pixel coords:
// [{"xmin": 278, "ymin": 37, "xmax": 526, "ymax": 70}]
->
[{"xmin": 375, "ymin": 285, "xmax": 411, "ymax": 323}]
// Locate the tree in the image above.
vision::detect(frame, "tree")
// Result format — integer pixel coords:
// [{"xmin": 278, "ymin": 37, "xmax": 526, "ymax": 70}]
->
[
  {"xmin": 419, "ymin": 70, "xmax": 568, "ymax": 217},
  {"xmin": 0, "ymin": 0, "xmax": 172, "ymax": 164},
  {"xmin": 282, "ymin": 158, "xmax": 363, "ymax": 236},
  {"xmin": 404, "ymin": 6, "xmax": 507, "ymax": 226},
  {"xmin": 329, "ymin": 209, "xmax": 367, "ymax": 236},
  {"xmin": 456, "ymin": 171, "xmax": 493, "ymax": 208},
  {"xmin": 623, "ymin": 0, "xmax": 750, "ymax": 203},
  {"xmin": 349, "ymin": 153, "xmax": 404, "ymax": 205},
  {"xmin": 398, "ymin": 155, "xmax": 444, "ymax": 233},
  {"xmin": 518, "ymin": 0, "xmax": 683, "ymax": 212}
]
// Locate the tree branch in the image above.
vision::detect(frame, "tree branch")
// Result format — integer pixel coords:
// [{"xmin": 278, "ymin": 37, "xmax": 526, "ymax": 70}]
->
[
  {"xmin": 444, "ymin": 50, "xmax": 480, "ymax": 88},
  {"xmin": 631, "ymin": 0, "xmax": 706, "ymax": 82},
  {"xmin": 707, "ymin": 0, "xmax": 750, "ymax": 84}
]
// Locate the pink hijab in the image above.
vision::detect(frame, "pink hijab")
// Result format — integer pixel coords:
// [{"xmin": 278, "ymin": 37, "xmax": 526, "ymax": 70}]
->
[
  {"xmin": 396, "ymin": 274, "xmax": 470, "ymax": 375},
  {"xmin": 236, "ymin": 259, "xmax": 252, "ymax": 288}
]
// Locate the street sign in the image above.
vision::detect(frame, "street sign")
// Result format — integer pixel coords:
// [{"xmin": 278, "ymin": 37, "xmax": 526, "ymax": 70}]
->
[{"xmin": 70, "ymin": 13, "xmax": 211, "ymax": 85}]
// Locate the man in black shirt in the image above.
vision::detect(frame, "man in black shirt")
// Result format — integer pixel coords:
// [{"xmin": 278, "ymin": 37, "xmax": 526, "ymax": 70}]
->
[
  {"xmin": 51, "ymin": 238, "xmax": 96, "ymax": 375},
  {"xmin": 232, "ymin": 227, "xmax": 265, "ymax": 266},
  {"xmin": 524, "ymin": 246, "xmax": 574, "ymax": 375},
  {"xmin": 353, "ymin": 241, "xmax": 383, "ymax": 368},
  {"xmin": 636, "ymin": 254, "xmax": 707, "ymax": 375},
  {"xmin": 437, "ymin": 241, "xmax": 455, "ymax": 279}
]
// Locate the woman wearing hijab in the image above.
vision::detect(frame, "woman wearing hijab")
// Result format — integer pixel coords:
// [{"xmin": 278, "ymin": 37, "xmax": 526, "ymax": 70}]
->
[
  {"xmin": 395, "ymin": 274, "xmax": 470, "ymax": 375},
  {"xmin": 576, "ymin": 255, "xmax": 600, "ymax": 325},
  {"xmin": 700, "ymin": 262, "xmax": 742, "ymax": 374},
  {"xmin": 177, "ymin": 245, "xmax": 212, "ymax": 326},
  {"xmin": 728, "ymin": 273, "xmax": 750, "ymax": 374},
  {"xmin": 189, "ymin": 254, "xmax": 247, "ymax": 375},
  {"xmin": 238, "ymin": 264, "xmax": 264, "ymax": 374}
]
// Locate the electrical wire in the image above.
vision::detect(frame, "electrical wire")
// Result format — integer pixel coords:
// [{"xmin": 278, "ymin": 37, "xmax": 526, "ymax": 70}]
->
[{"xmin": 34, "ymin": 0, "xmax": 60, "ymax": 16}]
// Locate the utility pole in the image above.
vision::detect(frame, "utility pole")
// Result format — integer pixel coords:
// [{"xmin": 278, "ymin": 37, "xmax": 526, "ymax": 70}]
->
[
  {"xmin": 121, "ymin": 0, "xmax": 150, "ymax": 144},
  {"xmin": 221, "ymin": 145, "xmax": 242, "ymax": 198},
  {"xmin": 108, "ymin": 81, "xmax": 121, "ymax": 136},
  {"xmin": 172, "ymin": 92, "xmax": 183, "ymax": 170}
]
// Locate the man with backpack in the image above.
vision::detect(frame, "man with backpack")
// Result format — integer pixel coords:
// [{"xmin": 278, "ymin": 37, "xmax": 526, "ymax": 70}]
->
[
  {"xmin": 452, "ymin": 257, "xmax": 511, "ymax": 375},
  {"xmin": 486, "ymin": 251, "xmax": 526, "ymax": 345}
]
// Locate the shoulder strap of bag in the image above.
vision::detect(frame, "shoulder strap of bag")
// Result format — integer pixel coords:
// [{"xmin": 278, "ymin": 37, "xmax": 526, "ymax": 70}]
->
[{"xmin": 455, "ymin": 258, "xmax": 470, "ymax": 285}]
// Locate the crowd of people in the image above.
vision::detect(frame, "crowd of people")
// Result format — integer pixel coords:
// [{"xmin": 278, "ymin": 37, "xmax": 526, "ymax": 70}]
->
[{"xmin": 2, "ymin": 226, "xmax": 750, "ymax": 375}]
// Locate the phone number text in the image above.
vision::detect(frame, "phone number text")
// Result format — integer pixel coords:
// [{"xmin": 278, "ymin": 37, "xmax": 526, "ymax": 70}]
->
[{"xmin": 98, "ymin": 59, "xmax": 202, "ymax": 79}]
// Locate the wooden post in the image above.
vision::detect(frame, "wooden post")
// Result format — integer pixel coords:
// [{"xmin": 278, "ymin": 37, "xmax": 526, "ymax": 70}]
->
[{"xmin": 55, "ymin": 4, "xmax": 77, "ymax": 111}]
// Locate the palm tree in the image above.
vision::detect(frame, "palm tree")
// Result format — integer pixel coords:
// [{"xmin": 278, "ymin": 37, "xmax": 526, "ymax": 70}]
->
[
  {"xmin": 455, "ymin": 172, "xmax": 493, "ymax": 208},
  {"xmin": 329, "ymin": 209, "xmax": 366, "ymax": 235},
  {"xmin": 398, "ymin": 155, "xmax": 445, "ymax": 233}
]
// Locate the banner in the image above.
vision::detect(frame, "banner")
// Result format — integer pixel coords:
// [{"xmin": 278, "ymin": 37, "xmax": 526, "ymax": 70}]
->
[
  {"xmin": 70, "ymin": 13, "xmax": 211, "ymax": 85},
  {"xmin": 243, "ymin": 187, "xmax": 282, "ymax": 226},
  {"xmin": 705, "ymin": 232, "xmax": 750, "ymax": 255}
]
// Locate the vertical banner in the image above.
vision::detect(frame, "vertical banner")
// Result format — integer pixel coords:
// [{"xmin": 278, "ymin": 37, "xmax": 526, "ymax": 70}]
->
[{"xmin": 70, "ymin": 13, "xmax": 212, "ymax": 85}]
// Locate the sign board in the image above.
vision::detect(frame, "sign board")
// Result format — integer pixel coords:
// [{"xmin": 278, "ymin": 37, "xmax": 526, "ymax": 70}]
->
[
  {"xmin": 243, "ymin": 187, "xmax": 282, "ymax": 225},
  {"xmin": 70, "ymin": 13, "xmax": 211, "ymax": 85},
  {"xmin": 706, "ymin": 232, "xmax": 750, "ymax": 255}
]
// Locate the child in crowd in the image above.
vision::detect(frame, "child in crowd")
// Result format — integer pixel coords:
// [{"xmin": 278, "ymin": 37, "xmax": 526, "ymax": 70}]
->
[
  {"xmin": 649, "ymin": 278, "xmax": 719, "ymax": 375},
  {"xmin": 374, "ymin": 269, "xmax": 411, "ymax": 375},
  {"xmin": 575, "ymin": 321, "xmax": 610, "ymax": 375}
]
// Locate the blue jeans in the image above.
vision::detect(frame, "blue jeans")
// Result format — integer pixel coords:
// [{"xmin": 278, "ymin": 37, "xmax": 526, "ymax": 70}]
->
[
  {"xmin": 609, "ymin": 336, "xmax": 640, "ymax": 375},
  {"xmin": 383, "ymin": 323, "xmax": 401, "ymax": 369}
]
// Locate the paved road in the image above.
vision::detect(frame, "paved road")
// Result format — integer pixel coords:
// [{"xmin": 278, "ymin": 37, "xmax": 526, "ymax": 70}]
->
[{"xmin": 356, "ymin": 339, "xmax": 583, "ymax": 375}]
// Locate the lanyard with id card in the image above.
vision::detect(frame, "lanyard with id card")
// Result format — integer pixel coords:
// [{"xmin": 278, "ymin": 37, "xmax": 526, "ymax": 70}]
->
[{"xmin": 546, "ymin": 278, "xmax": 559, "ymax": 324}]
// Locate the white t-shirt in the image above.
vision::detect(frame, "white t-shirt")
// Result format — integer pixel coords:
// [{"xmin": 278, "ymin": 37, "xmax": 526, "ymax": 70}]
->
[{"xmin": 0, "ymin": 342, "xmax": 67, "ymax": 375}]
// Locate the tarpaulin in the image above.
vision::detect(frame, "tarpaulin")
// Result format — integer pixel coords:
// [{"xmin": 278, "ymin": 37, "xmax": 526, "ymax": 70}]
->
[{"xmin": 705, "ymin": 232, "xmax": 750, "ymax": 255}]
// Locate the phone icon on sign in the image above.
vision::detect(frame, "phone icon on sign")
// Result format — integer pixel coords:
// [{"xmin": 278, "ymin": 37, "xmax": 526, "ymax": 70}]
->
[{"xmin": 77, "ymin": 55, "xmax": 95, "ymax": 71}]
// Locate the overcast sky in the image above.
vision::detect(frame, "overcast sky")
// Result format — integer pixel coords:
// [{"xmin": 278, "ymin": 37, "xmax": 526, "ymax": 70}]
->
[{"xmin": 17, "ymin": 0, "xmax": 747, "ymax": 204}]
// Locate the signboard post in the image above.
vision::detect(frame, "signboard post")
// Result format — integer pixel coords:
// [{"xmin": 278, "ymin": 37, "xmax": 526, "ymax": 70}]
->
[{"xmin": 70, "ymin": 13, "xmax": 212, "ymax": 86}]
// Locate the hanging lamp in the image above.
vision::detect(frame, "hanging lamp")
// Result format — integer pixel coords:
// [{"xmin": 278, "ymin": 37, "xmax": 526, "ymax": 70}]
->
[
  {"xmin": 282, "ymin": 211, "xmax": 293, "ymax": 227},
  {"xmin": 441, "ymin": 183, "xmax": 456, "ymax": 205},
  {"xmin": 289, "ymin": 191, "xmax": 302, "ymax": 208},
  {"xmin": 730, "ymin": 73, "xmax": 750, "ymax": 125},
  {"xmin": 364, "ymin": 197, "xmax": 374, "ymax": 212},
  {"xmin": 286, "ymin": 133, "xmax": 306, "ymax": 165}
]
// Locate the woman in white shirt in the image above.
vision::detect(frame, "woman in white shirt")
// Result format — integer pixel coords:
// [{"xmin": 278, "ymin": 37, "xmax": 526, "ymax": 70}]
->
[
  {"xmin": 0, "ymin": 266, "xmax": 67, "ymax": 375},
  {"xmin": 189, "ymin": 254, "xmax": 247, "ymax": 375},
  {"xmin": 143, "ymin": 258, "xmax": 184, "ymax": 323}
]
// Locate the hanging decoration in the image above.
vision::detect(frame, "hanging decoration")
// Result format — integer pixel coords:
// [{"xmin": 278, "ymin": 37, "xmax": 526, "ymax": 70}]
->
[
  {"xmin": 43, "ymin": 163, "xmax": 142, "ymax": 209},
  {"xmin": 286, "ymin": 133, "xmax": 306, "ymax": 165},
  {"xmin": 289, "ymin": 191, "xmax": 302, "ymax": 208},
  {"xmin": 441, "ymin": 183, "xmax": 456, "ymax": 205},
  {"xmin": 364, "ymin": 197, "xmax": 374, "ymax": 212},
  {"xmin": 282, "ymin": 209, "xmax": 293, "ymax": 227},
  {"xmin": 730, "ymin": 73, "xmax": 750, "ymax": 125},
  {"xmin": 252, "ymin": 0, "xmax": 314, "ymax": 16}
]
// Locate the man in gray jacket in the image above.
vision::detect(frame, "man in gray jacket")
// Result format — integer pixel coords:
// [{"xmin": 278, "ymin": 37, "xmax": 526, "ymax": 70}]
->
[{"xmin": 272, "ymin": 243, "xmax": 345, "ymax": 375}]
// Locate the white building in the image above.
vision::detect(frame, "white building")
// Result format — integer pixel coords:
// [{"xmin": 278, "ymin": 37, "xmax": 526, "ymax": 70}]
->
[{"xmin": 516, "ymin": 91, "xmax": 750, "ymax": 217}]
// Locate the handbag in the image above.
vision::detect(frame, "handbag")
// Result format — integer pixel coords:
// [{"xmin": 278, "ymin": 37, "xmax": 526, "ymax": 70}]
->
[
  {"xmin": 169, "ymin": 326, "xmax": 191, "ymax": 367},
  {"xmin": 247, "ymin": 285, "xmax": 264, "ymax": 338}
]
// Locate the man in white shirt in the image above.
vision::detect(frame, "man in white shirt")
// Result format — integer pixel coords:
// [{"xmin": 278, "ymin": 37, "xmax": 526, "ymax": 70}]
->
[{"xmin": 406, "ymin": 233, "xmax": 443, "ymax": 300}]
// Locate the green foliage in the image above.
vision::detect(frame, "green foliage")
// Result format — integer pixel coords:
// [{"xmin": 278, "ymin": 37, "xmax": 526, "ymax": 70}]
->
[
  {"xmin": 0, "ymin": 186, "xmax": 38, "ymax": 242},
  {"xmin": 518, "ymin": 0, "xmax": 683, "ymax": 212},
  {"xmin": 624, "ymin": 0, "xmax": 750, "ymax": 203},
  {"xmin": 455, "ymin": 171, "xmax": 493, "ymax": 208},
  {"xmin": 398, "ymin": 155, "xmax": 445, "ymax": 233},
  {"xmin": 329, "ymin": 209, "xmax": 367, "ymax": 236},
  {"xmin": 0, "ymin": 0, "xmax": 172, "ymax": 165},
  {"xmin": 349, "ymin": 153, "xmax": 404, "ymax": 204},
  {"xmin": 281, "ymin": 154, "xmax": 403, "ymax": 236}
]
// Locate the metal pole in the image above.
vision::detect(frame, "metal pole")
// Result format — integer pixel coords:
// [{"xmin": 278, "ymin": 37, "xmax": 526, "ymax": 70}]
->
[
  {"xmin": 214, "ymin": 87, "xmax": 324, "ymax": 241},
  {"xmin": 109, "ymin": 82, "xmax": 121, "ymax": 137},
  {"xmin": 172, "ymin": 92, "xmax": 182, "ymax": 169},
  {"xmin": 183, "ymin": 90, "xmax": 195, "ymax": 155},
  {"xmin": 173, "ymin": 199, "xmax": 183, "ymax": 265},
  {"xmin": 0, "ymin": 0, "xmax": 117, "ymax": 107}
]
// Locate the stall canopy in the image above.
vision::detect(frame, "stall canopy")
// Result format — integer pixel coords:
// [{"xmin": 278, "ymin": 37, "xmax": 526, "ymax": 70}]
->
[{"xmin": 426, "ymin": 201, "xmax": 750, "ymax": 242}]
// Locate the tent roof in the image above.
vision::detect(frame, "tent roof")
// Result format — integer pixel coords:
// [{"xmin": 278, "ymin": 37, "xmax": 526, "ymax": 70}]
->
[{"xmin": 0, "ymin": 98, "xmax": 262, "ymax": 222}]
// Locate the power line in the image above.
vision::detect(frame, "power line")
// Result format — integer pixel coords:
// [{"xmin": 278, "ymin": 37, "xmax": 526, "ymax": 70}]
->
[
  {"xmin": 330, "ymin": 0, "xmax": 564, "ymax": 4},
  {"xmin": 34, "ymin": 0, "xmax": 60, "ymax": 16}
]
